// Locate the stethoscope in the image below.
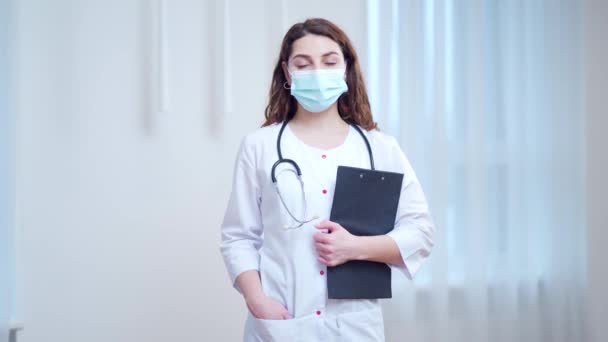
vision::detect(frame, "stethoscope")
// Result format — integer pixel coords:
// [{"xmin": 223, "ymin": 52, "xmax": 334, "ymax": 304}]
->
[{"xmin": 271, "ymin": 119, "xmax": 375, "ymax": 229}]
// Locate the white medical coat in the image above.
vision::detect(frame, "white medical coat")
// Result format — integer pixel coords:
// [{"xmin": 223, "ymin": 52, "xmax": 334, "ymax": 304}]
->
[{"xmin": 220, "ymin": 122, "xmax": 435, "ymax": 342}]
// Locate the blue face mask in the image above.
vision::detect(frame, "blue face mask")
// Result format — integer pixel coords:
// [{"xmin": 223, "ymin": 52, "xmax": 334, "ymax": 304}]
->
[{"xmin": 288, "ymin": 68, "xmax": 348, "ymax": 113}]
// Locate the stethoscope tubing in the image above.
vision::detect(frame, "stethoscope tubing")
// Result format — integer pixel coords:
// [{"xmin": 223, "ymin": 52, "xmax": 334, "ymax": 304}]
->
[{"xmin": 270, "ymin": 119, "xmax": 375, "ymax": 229}]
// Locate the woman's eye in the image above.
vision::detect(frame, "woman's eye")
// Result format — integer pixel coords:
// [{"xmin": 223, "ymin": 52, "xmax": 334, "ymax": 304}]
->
[
  {"xmin": 325, "ymin": 62, "xmax": 337, "ymax": 66},
  {"xmin": 296, "ymin": 65, "xmax": 309, "ymax": 69}
]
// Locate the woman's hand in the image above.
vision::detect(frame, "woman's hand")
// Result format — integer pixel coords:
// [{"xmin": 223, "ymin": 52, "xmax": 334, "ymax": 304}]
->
[
  {"xmin": 246, "ymin": 293, "xmax": 292, "ymax": 320},
  {"xmin": 313, "ymin": 220, "xmax": 362, "ymax": 266}
]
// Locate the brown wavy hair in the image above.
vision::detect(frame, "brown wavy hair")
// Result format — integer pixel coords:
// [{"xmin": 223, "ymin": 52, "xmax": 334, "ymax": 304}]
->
[{"xmin": 261, "ymin": 18, "xmax": 378, "ymax": 131}]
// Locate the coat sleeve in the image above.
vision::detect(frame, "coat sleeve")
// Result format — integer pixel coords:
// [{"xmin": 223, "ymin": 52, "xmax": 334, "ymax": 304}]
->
[
  {"xmin": 384, "ymin": 136, "xmax": 436, "ymax": 280},
  {"xmin": 219, "ymin": 135, "xmax": 264, "ymax": 294}
]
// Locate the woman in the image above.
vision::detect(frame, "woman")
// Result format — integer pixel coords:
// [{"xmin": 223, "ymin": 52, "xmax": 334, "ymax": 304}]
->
[{"xmin": 219, "ymin": 18, "xmax": 435, "ymax": 342}]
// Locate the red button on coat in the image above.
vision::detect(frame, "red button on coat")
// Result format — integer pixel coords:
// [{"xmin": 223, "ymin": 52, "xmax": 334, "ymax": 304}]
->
[
  {"xmin": 320, "ymin": 270, "xmax": 325, "ymax": 275},
  {"xmin": 316, "ymin": 310, "xmax": 321, "ymax": 315},
  {"xmin": 322, "ymin": 189, "xmax": 327, "ymax": 194},
  {"xmin": 321, "ymin": 154, "xmax": 327, "ymax": 159}
]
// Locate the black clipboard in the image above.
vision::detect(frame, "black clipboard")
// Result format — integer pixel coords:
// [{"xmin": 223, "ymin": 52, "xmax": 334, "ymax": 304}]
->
[{"xmin": 327, "ymin": 165, "xmax": 404, "ymax": 299}]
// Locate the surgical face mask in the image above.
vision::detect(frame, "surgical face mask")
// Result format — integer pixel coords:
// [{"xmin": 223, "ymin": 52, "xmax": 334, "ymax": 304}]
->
[{"xmin": 288, "ymin": 68, "xmax": 348, "ymax": 113}]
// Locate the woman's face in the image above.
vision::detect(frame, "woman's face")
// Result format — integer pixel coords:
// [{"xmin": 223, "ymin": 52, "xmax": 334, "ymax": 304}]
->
[{"xmin": 282, "ymin": 34, "xmax": 346, "ymax": 84}]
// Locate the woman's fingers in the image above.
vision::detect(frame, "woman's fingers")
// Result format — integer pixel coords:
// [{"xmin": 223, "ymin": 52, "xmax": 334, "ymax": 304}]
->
[
  {"xmin": 315, "ymin": 242, "xmax": 333, "ymax": 254},
  {"xmin": 250, "ymin": 295, "xmax": 293, "ymax": 320},
  {"xmin": 317, "ymin": 255, "xmax": 332, "ymax": 266},
  {"xmin": 316, "ymin": 243, "xmax": 338, "ymax": 264},
  {"xmin": 313, "ymin": 232, "xmax": 332, "ymax": 244},
  {"xmin": 314, "ymin": 220, "xmax": 341, "ymax": 233},
  {"xmin": 277, "ymin": 302, "xmax": 291, "ymax": 319},
  {"xmin": 317, "ymin": 256, "xmax": 327, "ymax": 265}
]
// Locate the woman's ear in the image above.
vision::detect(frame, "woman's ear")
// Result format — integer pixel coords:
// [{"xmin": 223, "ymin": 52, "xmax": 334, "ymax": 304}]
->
[{"xmin": 281, "ymin": 61, "xmax": 291, "ymax": 85}]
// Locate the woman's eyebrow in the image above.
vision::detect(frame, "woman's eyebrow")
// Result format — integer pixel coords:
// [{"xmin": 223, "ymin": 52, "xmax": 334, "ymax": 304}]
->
[
  {"xmin": 321, "ymin": 51, "xmax": 340, "ymax": 57},
  {"xmin": 291, "ymin": 54, "xmax": 312, "ymax": 61},
  {"xmin": 291, "ymin": 51, "xmax": 340, "ymax": 61}
]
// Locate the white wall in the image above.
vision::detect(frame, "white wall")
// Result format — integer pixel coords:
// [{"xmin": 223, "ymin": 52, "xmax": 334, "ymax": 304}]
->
[
  {"xmin": 584, "ymin": 1, "xmax": 608, "ymax": 342},
  {"xmin": 11, "ymin": 1, "xmax": 366, "ymax": 341}
]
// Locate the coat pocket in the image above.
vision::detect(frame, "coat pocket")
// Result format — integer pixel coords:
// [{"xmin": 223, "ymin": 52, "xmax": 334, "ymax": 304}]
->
[
  {"xmin": 336, "ymin": 306, "xmax": 385, "ymax": 342},
  {"xmin": 247, "ymin": 311, "xmax": 302, "ymax": 342}
]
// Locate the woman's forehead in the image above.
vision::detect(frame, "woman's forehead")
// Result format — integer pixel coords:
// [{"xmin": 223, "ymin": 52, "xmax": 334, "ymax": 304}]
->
[{"xmin": 290, "ymin": 34, "xmax": 343, "ymax": 60}]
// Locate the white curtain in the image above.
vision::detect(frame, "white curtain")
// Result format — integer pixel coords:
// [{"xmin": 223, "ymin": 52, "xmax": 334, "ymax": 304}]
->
[
  {"xmin": 1, "ymin": 0, "xmax": 16, "ymax": 341},
  {"xmin": 367, "ymin": 1, "xmax": 587, "ymax": 341}
]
